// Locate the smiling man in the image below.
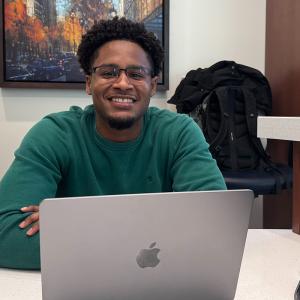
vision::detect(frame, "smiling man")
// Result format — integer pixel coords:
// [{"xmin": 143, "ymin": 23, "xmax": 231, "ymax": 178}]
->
[{"xmin": 0, "ymin": 17, "xmax": 226, "ymax": 270}]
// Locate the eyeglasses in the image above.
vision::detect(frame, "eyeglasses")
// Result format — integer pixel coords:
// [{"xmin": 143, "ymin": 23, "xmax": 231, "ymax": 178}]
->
[{"xmin": 91, "ymin": 64, "xmax": 153, "ymax": 82}]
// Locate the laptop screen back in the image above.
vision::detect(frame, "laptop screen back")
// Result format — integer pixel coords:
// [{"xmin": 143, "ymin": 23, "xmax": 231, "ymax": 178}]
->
[{"xmin": 40, "ymin": 190, "xmax": 253, "ymax": 300}]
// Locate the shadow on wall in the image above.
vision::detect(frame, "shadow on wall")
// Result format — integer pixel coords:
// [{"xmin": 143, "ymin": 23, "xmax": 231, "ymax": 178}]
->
[{"xmin": 0, "ymin": 121, "xmax": 33, "ymax": 178}]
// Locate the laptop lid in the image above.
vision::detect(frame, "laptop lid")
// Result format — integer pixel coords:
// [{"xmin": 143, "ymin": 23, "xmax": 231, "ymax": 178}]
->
[{"xmin": 39, "ymin": 190, "xmax": 253, "ymax": 300}]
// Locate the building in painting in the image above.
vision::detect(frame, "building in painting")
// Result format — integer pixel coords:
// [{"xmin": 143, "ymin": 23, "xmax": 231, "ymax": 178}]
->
[
  {"xmin": 123, "ymin": 0, "xmax": 163, "ymax": 42},
  {"xmin": 26, "ymin": 0, "xmax": 57, "ymax": 27}
]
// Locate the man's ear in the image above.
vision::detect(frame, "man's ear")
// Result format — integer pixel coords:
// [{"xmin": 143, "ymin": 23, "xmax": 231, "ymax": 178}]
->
[
  {"xmin": 85, "ymin": 75, "xmax": 92, "ymax": 95},
  {"xmin": 150, "ymin": 76, "xmax": 158, "ymax": 97}
]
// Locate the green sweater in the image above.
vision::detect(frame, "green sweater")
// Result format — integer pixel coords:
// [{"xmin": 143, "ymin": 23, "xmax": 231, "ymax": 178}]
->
[{"xmin": 0, "ymin": 105, "xmax": 226, "ymax": 269}]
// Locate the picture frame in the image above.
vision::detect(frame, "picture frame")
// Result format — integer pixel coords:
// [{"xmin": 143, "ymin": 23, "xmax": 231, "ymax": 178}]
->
[{"xmin": 0, "ymin": 0, "xmax": 169, "ymax": 90}]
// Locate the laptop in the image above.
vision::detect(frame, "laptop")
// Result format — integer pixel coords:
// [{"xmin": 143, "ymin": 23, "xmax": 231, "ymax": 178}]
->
[{"xmin": 39, "ymin": 189, "xmax": 254, "ymax": 300}]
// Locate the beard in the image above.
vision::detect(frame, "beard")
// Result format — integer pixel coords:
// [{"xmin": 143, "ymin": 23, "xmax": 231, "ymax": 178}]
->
[{"xmin": 107, "ymin": 116, "xmax": 136, "ymax": 130}]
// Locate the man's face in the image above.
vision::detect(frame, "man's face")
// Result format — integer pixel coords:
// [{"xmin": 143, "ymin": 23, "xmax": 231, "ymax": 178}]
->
[{"xmin": 86, "ymin": 40, "xmax": 158, "ymax": 140}]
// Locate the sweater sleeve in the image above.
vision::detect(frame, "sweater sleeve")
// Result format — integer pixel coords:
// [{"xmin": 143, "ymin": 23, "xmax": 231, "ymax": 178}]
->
[
  {"xmin": 170, "ymin": 117, "xmax": 227, "ymax": 191},
  {"xmin": 0, "ymin": 117, "xmax": 69, "ymax": 269}
]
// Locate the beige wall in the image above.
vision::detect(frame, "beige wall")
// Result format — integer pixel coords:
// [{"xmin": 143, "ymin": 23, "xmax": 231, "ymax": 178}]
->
[{"xmin": 0, "ymin": 0, "xmax": 266, "ymax": 178}]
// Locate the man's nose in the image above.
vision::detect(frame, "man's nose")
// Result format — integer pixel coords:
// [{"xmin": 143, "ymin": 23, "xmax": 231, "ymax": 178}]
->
[{"xmin": 112, "ymin": 70, "xmax": 133, "ymax": 88}]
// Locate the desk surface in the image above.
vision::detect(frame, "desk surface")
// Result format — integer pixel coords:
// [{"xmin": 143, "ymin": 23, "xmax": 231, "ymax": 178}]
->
[
  {"xmin": 257, "ymin": 116, "xmax": 300, "ymax": 141},
  {"xmin": 1, "ymin": 229, "xmax": 299, "ymax": 300}
]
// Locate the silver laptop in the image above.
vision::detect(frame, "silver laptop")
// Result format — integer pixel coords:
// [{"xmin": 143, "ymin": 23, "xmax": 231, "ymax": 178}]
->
[{"xmin": 39, "ymin": 190, "xmax": 253, "ymax": 300}]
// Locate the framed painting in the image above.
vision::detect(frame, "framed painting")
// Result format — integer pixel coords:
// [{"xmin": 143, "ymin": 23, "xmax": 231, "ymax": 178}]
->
[{"xmin": 0, "ymin": 0, "xmax": 169, "ymax": 90}]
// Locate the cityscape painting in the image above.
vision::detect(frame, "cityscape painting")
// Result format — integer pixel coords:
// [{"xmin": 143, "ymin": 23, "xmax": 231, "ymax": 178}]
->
[{"xmin": 0, "ymin": 0, "xmax": 169, "ymax": 90}]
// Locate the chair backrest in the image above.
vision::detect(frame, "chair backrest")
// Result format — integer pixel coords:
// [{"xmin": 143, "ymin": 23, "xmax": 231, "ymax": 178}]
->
[{"xmin": 168, "ymin": 61, "xmax": 292, "ymax": 195}]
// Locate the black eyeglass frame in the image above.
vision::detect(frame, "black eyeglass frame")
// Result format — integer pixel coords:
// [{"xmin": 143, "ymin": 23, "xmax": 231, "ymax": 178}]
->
[{"xmin": 91, "ymin": 65, "xmax": 154, "ymax": 80}]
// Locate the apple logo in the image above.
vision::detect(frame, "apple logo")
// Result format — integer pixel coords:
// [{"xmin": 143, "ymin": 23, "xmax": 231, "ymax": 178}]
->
[{"xmin": 136, "ymin": 242, "xmax": 160, "ymax": 268}]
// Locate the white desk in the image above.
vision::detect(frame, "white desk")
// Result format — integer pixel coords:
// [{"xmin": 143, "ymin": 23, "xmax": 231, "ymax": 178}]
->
[
  {"xmin": 257, "ymin": 116, "xmax": 300, "ymax": 142},
  {"xmin": 1, "ymin": 230, "xmax": 300, "ymax": 300}
]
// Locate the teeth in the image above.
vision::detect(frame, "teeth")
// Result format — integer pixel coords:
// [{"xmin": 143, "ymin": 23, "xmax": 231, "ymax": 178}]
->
[{"xmin": 111, "ymin": 98, "xmax": 133, "ymax": 103}]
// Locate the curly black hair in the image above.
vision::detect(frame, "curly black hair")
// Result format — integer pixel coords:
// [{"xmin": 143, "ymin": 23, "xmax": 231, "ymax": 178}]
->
[{"xmin": 77, "ymin": 17, "xmax": 164, "ymax": 77}]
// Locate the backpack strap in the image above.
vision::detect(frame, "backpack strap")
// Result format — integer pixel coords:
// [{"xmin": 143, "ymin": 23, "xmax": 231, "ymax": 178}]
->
[
  {"xmin": 205, "ymin": 88, "xmax": 231, "ymax": 158},
  {"xmin": 242, "ymin": 88, "xmax": 271, "ymax": 161}
]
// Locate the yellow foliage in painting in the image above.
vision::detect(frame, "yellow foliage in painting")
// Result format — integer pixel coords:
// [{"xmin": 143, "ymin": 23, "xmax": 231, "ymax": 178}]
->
[
  {"xmin": 63, "ymin": 16, "xmax": 82, "ymax": 48},
  {"xmin": 4, "ymin": 0, "xmax": 26, "ymax": 34}
]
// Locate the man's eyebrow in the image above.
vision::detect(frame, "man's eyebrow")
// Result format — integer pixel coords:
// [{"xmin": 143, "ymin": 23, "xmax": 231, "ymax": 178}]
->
[
  {"xmin": 94, "ymin": 63, "xmax": 118, "ymax": 68},
  {"xmin": 95, "ymin": 64, "xmax": 149, "ymax": 69},
  {"xmin": 126, "ymin": 65, "xmax": 147, "ymax": 69}
]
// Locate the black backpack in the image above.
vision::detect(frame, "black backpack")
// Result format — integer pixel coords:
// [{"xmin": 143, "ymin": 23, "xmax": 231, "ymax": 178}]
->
[{"xmin": 168, "ymin": 60, "xmax": 273, "ymax": 171}]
